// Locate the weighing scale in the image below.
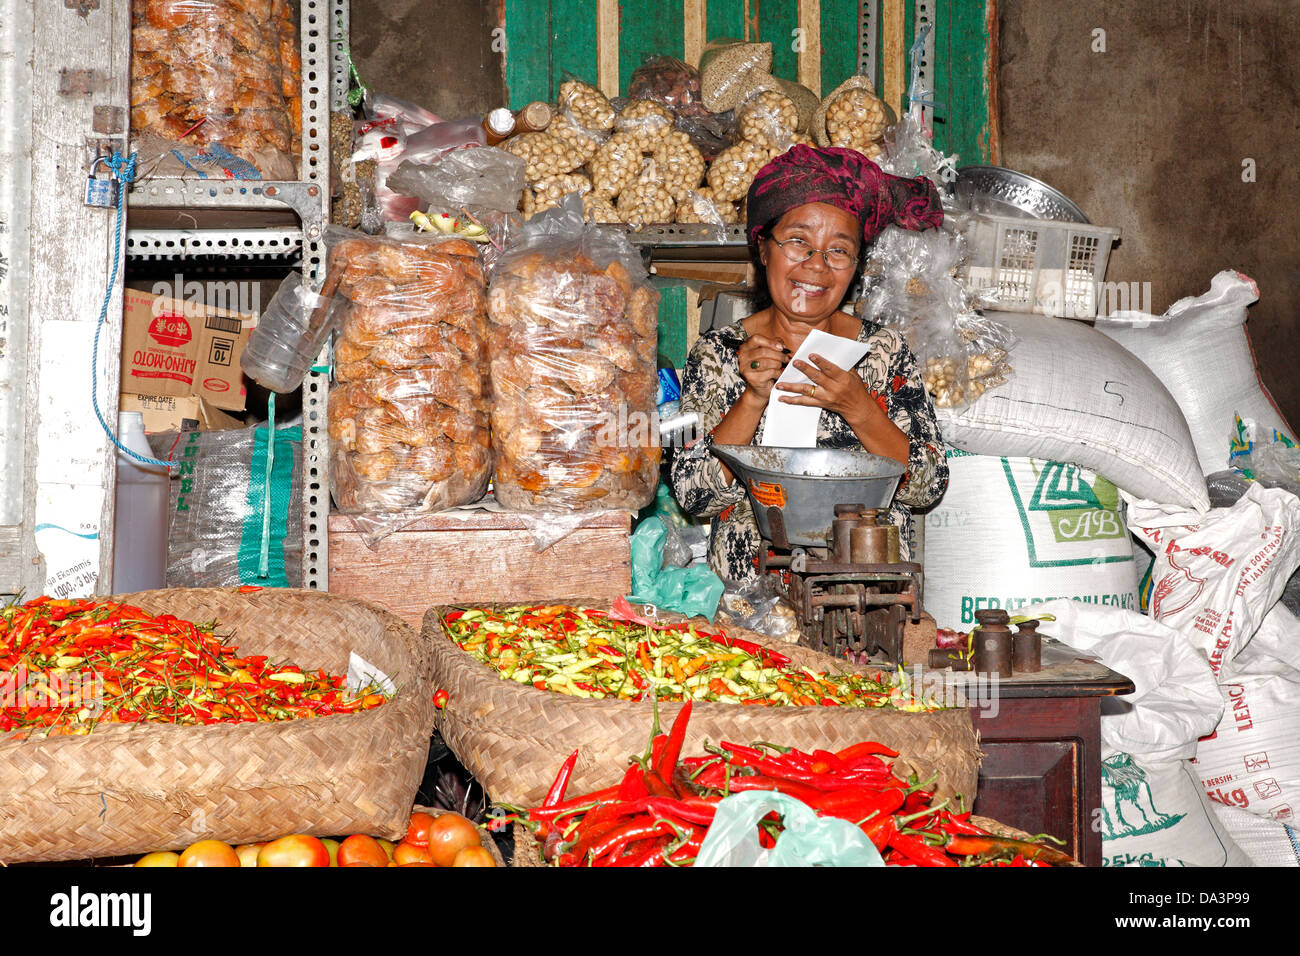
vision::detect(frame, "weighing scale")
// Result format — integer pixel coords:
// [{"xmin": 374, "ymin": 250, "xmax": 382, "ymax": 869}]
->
[{"xmin": 711, "ymin": 445, "xmax": 924, "ymax": 665}]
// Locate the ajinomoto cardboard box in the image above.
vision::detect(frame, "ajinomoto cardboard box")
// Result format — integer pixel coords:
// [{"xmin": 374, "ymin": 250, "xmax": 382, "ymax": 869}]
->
[{"xmin": 121, "ymin": 288, "xmax": 254, "ymax": 411}]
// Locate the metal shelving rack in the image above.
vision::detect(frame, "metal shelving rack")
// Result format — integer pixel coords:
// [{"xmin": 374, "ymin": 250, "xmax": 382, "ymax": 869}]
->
[{"xmin": 126, "ymin": 0, "xmax": 336, "ymax": 591}]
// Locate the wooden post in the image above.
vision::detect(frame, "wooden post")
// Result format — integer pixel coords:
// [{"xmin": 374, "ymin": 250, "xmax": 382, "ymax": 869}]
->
[
  {"xmin": 797, "ymin": 0, "xmax": 822, "ymax": 97},
  {"xmin": 881, "ymin": 0, "xmax": 906, "ymax": 118},
  {"xmin": 596, "ymin": 0, "xmax": 620, "ymax": 98},
  {"xmin": 683, "ymin": 0, "xmax": 707, "ymax": 68}
]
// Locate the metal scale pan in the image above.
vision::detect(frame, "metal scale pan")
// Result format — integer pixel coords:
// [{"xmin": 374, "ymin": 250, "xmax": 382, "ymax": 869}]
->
[{"xmin": 710, "ymin": 445, "xmax": 904, "ymax": 549}]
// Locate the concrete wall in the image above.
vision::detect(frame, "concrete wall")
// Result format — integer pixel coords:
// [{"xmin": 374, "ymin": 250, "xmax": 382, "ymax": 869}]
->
[
  {"xmin": 349, "ymin": 0, "xmax": 506, "ymax": 121},
  {"xmin": 998, "ymin": 0, "xmax": 1299, "ymax": 427}
]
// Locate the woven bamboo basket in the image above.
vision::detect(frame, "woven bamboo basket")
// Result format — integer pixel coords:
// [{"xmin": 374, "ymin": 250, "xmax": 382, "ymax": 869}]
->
[
  {"xmin": 0, "ymin": 588, "xmax": 436, "ymax": 864},
  {"xmin": 423, "ymin": 602, "xmax": 981, "ymax": 811}
]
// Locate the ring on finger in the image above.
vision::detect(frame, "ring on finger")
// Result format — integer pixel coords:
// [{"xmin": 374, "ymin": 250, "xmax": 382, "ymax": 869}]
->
[
  {"xmin": 750, "ymin": 359, "xmax": 760, "ymax": 369},
  {"xmin": 809, "ymin": 384, "xmax": 817, "ymax": 398}
]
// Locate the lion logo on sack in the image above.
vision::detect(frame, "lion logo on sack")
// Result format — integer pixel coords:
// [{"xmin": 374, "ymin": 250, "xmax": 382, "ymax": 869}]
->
[
  {"xmin": 1100, "ymin": 752, "xmax": 1185, "ymax": 840},
  {"xmin": 148, "ymin": 312, "xmax": 193, "ymax": 348}
]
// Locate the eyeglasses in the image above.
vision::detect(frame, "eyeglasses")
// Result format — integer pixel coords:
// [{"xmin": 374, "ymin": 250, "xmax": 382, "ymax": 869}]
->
[{"xmin": 768, "ymin": 236, "xmax": 858, "ymax": 271}]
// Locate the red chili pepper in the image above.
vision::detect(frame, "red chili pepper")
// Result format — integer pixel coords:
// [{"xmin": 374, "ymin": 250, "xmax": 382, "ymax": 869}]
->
[
  {"xmin": 237, "ymin": 585, "xmax": 263, "ymax": 593},
  {"xmin": 543, "ymin": 749, "xmax": 580, "ymax": 809},
  {"xmin": 642, "ymin": 768, "xmax": 678, "ymax": 801},
  {"xmin": 888, "ymin": 832, "xmax": 958, "ymax": 867},
  {"xmin": 835, "ymin": 740, "xmax": 900, "ymax": 762},
  {"xmin": 657, "ymin": 700, "xmax": 692, "ymax": 781},
  {"xmin": 808, "ymin": 786, "xmax": 905, "ymax": 821},
  {"xmin": 618, "ymin": 764, "xmax": 649, "ymax": 801},
  {"xmin": 588, "ymin": 817, "xmax": 675, "ymax": 863},
  {"xmin": 721, "ymin": 774, "xmax": 823, "ymax": 803}
]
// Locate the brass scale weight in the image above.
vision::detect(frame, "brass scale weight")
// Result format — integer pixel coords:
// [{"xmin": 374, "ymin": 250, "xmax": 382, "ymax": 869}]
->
[{"xmin": 711, "ymin": 446, "xmax": 924, "ymax": 665}]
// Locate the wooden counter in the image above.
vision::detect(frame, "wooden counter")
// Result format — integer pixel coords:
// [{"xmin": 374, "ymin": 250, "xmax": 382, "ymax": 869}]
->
[
  {"xmin": 327, "ymin": 510, "xmax": 633, "ymax": 628},
  {"xmin": 925, "ymin": 640, "xmax": 1135, "ymax": 867}
]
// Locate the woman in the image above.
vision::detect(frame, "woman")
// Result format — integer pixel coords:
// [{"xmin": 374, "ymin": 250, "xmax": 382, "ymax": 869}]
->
[{"xmin": 670, "ymin": 144, "xmax": 949, "ymax": 585}]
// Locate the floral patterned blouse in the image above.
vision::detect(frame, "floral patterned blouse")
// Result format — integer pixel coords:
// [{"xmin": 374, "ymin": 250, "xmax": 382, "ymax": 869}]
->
[{"xmin": 669, "ymin": 316, "xmax": 949, "ymax": 586}]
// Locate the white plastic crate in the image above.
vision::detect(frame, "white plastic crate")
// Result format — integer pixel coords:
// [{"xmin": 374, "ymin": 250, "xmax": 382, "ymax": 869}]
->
[{"xmin": 959, "ymin": 213, "xmax": 1121, "ymax": 318}]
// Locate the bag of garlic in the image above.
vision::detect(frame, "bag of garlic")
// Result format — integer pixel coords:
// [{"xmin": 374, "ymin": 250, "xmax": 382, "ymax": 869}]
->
[
  {"xmin": 813, "ymin": 76, "xmax": 894, "ymax": 156},
  {"xmin": 857, "ymin": 224, "xmax": 1016, "ymax": 413},
  {"xmin": 486, "ymin": 194, "xmax": 661, "ymax": 513}
]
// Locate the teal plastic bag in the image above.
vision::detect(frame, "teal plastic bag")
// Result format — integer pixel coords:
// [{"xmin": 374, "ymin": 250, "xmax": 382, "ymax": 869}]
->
[
  {"xmin": 626, "ymin": 516, "xmax": 724, "ymax": 621},
  {"xmin": 694, "ymin": 791, "xmax": 885, "ymax": 867}
]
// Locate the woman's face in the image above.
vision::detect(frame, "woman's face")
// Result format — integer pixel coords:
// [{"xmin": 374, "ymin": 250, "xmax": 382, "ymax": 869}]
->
[{"xmin": 760, "ymin": 202, "xmax": 861, "ymax": 326}]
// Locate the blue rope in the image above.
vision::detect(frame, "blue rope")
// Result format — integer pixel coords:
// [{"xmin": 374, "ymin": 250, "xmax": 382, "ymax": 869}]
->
[{"xmin": 90, "ymin": 151, "xmax": 174, "ymax": 470}]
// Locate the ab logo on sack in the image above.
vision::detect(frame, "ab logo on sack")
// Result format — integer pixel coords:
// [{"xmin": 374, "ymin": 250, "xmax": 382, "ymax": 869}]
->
[{"xmin": 1017, "ymin": 461, "xmax": 1127, "ymax": 555}]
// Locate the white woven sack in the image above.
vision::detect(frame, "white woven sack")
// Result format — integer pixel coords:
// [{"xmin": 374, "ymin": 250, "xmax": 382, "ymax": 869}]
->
[
  {"xmin": 1193, "ymin": 607, "xmax": 1300, "ymax": 826},
  {"xmin": 922, "ymin": 452, "xmax": 1139, "ymax": 630},
  {"xmin": 1034, "ymin": 599, "xmax": 1252, "ymax": 867},
  {"xmin": 1097, "ymin": 270, "xmax": 1296, "ymax": 475},
  {"xmin": 1210, "ymin": 803, "xmax": 1300, "ymax": 867},
  {"xmin": 936, "ymin": 311, "xmax": 1208, "ymax": 510},
  {"xmin": 1128, "ymin": 484, "xmax": 1300, "ymax": 680}
]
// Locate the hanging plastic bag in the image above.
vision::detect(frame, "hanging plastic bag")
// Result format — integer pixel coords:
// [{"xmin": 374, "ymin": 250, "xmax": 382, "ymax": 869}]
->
[
  {"xmin": 626, "ymin": 516, "xmax": 724, "ymax": 621},
  {"xmin": 695, "ymin": 790, "xmax": 885, "ymax": 867}
]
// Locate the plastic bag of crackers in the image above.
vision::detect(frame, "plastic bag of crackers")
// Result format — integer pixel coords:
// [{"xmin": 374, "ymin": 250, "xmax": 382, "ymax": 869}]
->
[
  {"xmin": 326, "ymin": 228, "xmax": 493, "ymax": 545},
  {"xmin": 130, "ymin": 0, "xmax": 300, "ymax": 180},
  {"xmin": 486, "ymin": 194, "xmax": 661, "ymax": 513}
]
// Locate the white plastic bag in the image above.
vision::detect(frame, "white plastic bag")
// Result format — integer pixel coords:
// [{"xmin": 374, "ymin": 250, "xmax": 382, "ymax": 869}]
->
[
  {"xmin": 922, "ymin": 453, "xmax": 1139, "ymax": 629},
  {"xmin": 694, "ymin": 790, "xmax": 883, "ymax": 867}
]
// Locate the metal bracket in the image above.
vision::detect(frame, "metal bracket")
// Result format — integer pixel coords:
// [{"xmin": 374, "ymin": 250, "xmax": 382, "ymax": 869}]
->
[
  {"xmin": 92, "ymin": 105, "xmax": 125, "ymax": 135},
  {"xmin": 58, "ymin": 68, "xmax": 104, "ymax": 96},
  {"xmin": 262, "ymin": 183, "xmax": 326, "ymax": 242},
  {"xmin": 859, "ymin": 0, "xmax": 878, "ymax": 80}
]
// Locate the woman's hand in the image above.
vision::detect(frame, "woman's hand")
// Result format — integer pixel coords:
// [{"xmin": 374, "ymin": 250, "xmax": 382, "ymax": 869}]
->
[
  {"xmin": 776, "ymin": 354, "xmax": 873, "ymax": 420},
  {"xmin": 776, "ymin": 354, "xmax": 910, "ymax": 465},
  {"xmin": 736, "ymin": 333, "xmax": 790, "ymax": 404}
]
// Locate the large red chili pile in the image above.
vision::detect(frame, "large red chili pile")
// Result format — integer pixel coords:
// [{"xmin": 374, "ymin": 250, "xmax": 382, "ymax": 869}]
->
[
  {"xmin": 0, "ymin": 596, "xmax": 387, "ymax": 738},
  {"xmin": 500, "ymin": 701, "xmax": 1073, "ymax": 867}
]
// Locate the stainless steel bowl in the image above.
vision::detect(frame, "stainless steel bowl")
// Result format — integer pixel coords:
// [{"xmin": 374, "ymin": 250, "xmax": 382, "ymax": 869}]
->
[
  {"xmin": 954, "ymin": 165, "xmax": 1090, "ymax": 223},
  {"xmin": 710, "ymin": 445, "xmax": 904, "ymax": 548}
]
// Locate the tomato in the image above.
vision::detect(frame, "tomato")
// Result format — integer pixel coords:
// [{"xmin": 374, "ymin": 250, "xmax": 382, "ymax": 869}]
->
[
  {"xmin": 392, "ymin": 840, "xmax": 434, "ymax": 866},
  {"xmin": 426, "ymin": 813, "xmax": 482, "ymax": 867},
  {"xmin": 337, "ymin": 834, "xmax": 390, "ymax": 867},
  {"xmin": 234, "ymin": 843, "xmax": 264, "ymax": 868},
  {"xmin": 321, "ymin": 838, "xmax": 340, "ymax": 866},
  {"xmin": 178, "ymin": 840, "xmax": 240, "ymax": 867},
  {"xmin": 135, "ymin": 851, "xmax": 180, "ymax": 867},
  {"xmin": 257, "ymin": 834, "xmax": 331, "ymax": 867},
  {"xmin": 377, "ymin": 838, "xmax": 396, "ymax": 861},
  {"xmin": 452, "ymin": 846, "xmax": 496, "ymax": 867},
  {"xmin": 405, "ymin": 812, "xmax": 436, "ymax": 848}
]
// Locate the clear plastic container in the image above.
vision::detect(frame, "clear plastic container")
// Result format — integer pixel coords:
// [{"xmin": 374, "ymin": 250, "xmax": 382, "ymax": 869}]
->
[
  {"xmin": 112, "ymin": 411, "xmax": 170, "ymax": 593},
  {"xmin": 241, "ymin": 273, "xmax": 347, "ymax": 393}
]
